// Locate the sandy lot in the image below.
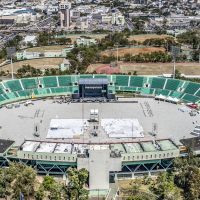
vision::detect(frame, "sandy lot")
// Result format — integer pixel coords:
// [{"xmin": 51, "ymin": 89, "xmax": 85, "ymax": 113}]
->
[
  {"xmin": 128, "ymin": 34, "xmax": 173, "ymax": 43},
  {"xmin": 119, "ymin": 62, "xmax": 200, "ymax": 75},
  {"xmin": 0, "ymin": 58, "xmax": 64, "ymax": 73},
  {"xmin": 25, "ymin": 45, "xmax": 68, "ymax": 52},
  {"xmin": 88, "ymin": 62, "xmax": 200, "ymax": 75},
  {"xmin": 101, "ymin": 47, "xmax": 165, "ymax": 57}
]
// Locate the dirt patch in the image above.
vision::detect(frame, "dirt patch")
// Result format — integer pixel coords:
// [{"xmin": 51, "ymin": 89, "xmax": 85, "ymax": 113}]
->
[
  {"xmin": 0, "ymin": 58, "xmax": 64, "ymax": 73},
  {"xmin": 120, "ymin": 62, "xmax": 200, "ymax": 75},
  {"xmin": 128, "ymin": 34, "xmax": 173, "ymax": 43},
  {"xmin": 88, "ymin": 62, "xmax": 200, "ymax": 75},
  {"xmin": 101, "ymin": 47, "xmax": 165, "ymax": 57},
  {"xmin": 26, "ymin": 45, "xmax": 68, "ymax": 52}
]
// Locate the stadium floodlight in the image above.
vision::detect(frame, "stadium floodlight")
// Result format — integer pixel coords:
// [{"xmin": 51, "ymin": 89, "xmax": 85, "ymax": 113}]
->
[
  {"xmin": 6, "ymin": 47, "xmax": 16, "ymax": 80},
  {"xmin": 170, "ymin": 46, "xmax": 180, "ymax": 79}
]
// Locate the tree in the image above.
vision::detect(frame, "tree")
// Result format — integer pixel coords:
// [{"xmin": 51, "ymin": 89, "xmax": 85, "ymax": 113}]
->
[
  {"xmin": 177, "ymin": 31, "xmax": 200, "ymax": 49},
  {"xmin": 184, "ymin": 166, "xmax": 200, "ymax": 200},
  {"xmin": 175, "ymin": 69, "xmax": 181, "ymax": 79},
  {"xmin": 35, "ymin": 185, "xmax": 45, "ymax": 200},
  {"xmin": 17, "ymin": 65, "xmax": 42, "ymax": 78},
  {"xmin": 173, "ymin": 156, "xmax": 200, "ymax": 200},
  {"xmin": 151, "ymin": 172, "xmax": 182, "ymax": 200},
  {"xmin": 66, "ymin": 168, "xmax": 89, "ymax": 200},
  {"xmin": 11, "ymin": 166, "xmax": 37, "ymax": 199}
]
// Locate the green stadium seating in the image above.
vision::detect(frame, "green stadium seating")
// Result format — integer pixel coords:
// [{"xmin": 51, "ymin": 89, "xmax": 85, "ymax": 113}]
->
[
  {"xmin": 79, "ymin": 75, "xmax": 93, "ymax": 78},
  {"xmin": 4, "ymin": 80, "xmax": 23, "ymax": 92},
  {"xmin": 183, "ymin": 82, "xmax": 200, "ymax": 95},
  {"xmin": 42, "ymin": 77, "xmax": 58, "ymax": 88},
  {"xmin": 94, "ymin": 75, "xmax": 107, "ymax": 79},
  {"xmin": 169, "ymin": 91, "xmax": 183, "ymax": 98},
  {"xmin": 141, "ymin": 88, "xmax": 154, "ymax": 95},
  {"xmin": 150, "ymin": 78, "xmax": 166, "ymax": 89},
  {"xmin": 1, "ymin": 75, "xmax": 200, "ymax": 105},
  {"xmin": 165, "ymin": 79, "xmax": 182, "ymax": 91},
  {"xmin": 0, "ymin": 83, "xmax": 5, "ymax": 95},
  {"xmin": 58, "ymin": 76, "xmax": 72, "ymax": 86},
  {"xmin": 18, "ymin": 90, "xmax": 32, "ymax": 97},
  {"xmin": 181, "ymin": 94, "xmax": 200, "ymax": 103},
  {"xmin": 0, "ymin": 95, "xmax": 5, "ymax": 101},
  {"xmin": 155, "ymin": 89, "xmax": 170, "ymax": 96},
  {"xmin": 130, "ymin": 76, "xmax": 144, "ymax": 87},
  {"xmin": 120, "ymin": 86, "xmax": 137, "ymax": 92},
  {"xmin": 51, "ymin": 87, "xmax": 71, "ymax": 94},
  {"xmin": 21, "ymin": 78, "xmax": 38, "ymax": 89},
  {"xmin": 6, "ymin": 92, "xmax": 17, "ymax": 99},
  {"xmin": 194, "ymin": 89, "xmax": 200, "ymax": 98},
  {"xmin": 34, "ymin": 88, "xmax": 51, "ymax": 96},
  {"xmin": 115, "ymin": 76, "xmax": 129, "ymax": 86}
]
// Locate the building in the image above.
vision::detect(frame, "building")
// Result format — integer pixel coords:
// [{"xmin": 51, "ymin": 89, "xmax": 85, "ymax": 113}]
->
[
  {"xmin": 16, "ymin": 46, "xmax": 73, "ymax": 60},
  {"xmin": 23, "ymin": 35, "xmax": 37, "ymax": 46},
  {"xmin": 76, "ymin": 36, "xmax": 97, "ymax": 46},
  {"xmin": 0, "ymin": 138, "xmax": 180, "ymax": 190},
  {"xmin": 59, "ymin": 0, "xmax": 71, "ymax": 30},
  {"xmin": 0, "ymin": 8, "xmax": 39, "ymax": 25},
  {"xmin": 60, "ymin": 58, "xmax": 71, "ymax": 71}
]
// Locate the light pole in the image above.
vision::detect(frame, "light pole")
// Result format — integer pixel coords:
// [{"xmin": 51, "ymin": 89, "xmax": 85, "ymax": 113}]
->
[
  {"xmin": 6, "ymin": 47, "xmax": 16, "ymax": 80},
  {"xmin": 170, "ymin": 46, "xmax": 180, "ymax": 79}
]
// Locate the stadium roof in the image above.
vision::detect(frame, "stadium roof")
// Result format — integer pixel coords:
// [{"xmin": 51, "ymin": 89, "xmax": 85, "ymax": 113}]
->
[{"xmin": 79, "ymin": 78, "xmax": 108, "ymax": 85}]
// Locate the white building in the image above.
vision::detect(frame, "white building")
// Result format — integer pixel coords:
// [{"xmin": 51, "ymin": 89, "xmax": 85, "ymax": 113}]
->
[
  {"xmin": 0, "ymin": 8, "xmax": 39, "ymax": 24},
  {"xmin": 24, "ymin": 35, "xmax": 37, "ymax": 46},
  {"xmin": 76, "ymin": 36, "xmax": 97, "ymax": 46}
]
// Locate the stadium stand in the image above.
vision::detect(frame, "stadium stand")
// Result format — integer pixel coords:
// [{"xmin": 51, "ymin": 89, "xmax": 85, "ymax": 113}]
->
[
  {"xmin": 58, "ymin": 76, "xmax": 72, "ymax": 87},
  {"xmin": 164, "ymin": 79, "xmax": 182, "ymax": 91},
  {"xmin": 150, "ymin": 77, "xmax": 166, "ymax": 89},
  {"xmin": 0, "ymin": 75, "xmax": 200, "ymax": 105},
  {"xmin": 130, "ymin": 76, "xmax": 145, "ymax": 87},
  {"xmin": 183, "ymin": 82, "xmax": 200, "ymax": 95},
  {"xmin": 4, "ymin": 80, "xmax": 23, "ymax": 92},
  {"xmin": 40, "ymin": 77, "xmax": 58, "ymax": 88},
  {"xmin": 21, "ymin": 78, "xmax": 38, "ymax": 90},
  {"xmin": 116, "ymin": 75, "xmax": 129, "ymax": 86}
]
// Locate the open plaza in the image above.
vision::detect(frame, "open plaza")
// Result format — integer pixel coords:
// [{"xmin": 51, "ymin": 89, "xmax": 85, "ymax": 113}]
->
[{"xmin": 0, "ymin": 98, "xmax": 199, "ymax": 145}]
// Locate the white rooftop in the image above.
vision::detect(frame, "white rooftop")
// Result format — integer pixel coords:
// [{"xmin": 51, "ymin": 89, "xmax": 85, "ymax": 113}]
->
[
  {"xmin": 22, "ymin": 141, "xmax": 40, "ymax": 152},
  {"xmin": 101, "ymin": 119, "xmax": 144, "ymax": 138},
  {"xmin": 54, "ymin": 143, "xmax": 72, "ymax": 153},
  {"xmin": 73, "ymin": 144, "xmax": 88, "ymax": 154},
  {"xmin": 46, "ymin": 119, "xmax": 88, "ymax": 139},
  {"xmin": 36, "ymin": 142, "xmax": 56, "ymax": 153},
  {"xmin": 24, "ymin": 35, "xmax": 37, "ymax": 43}
]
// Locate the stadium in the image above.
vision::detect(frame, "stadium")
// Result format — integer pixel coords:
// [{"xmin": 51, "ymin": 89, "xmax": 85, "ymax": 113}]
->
[{"xmin": 0, "ymin": 74, "xmax": 200, "ymax": 192}]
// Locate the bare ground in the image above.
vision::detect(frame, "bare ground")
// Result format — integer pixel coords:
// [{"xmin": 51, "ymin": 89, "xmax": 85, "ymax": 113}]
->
[
  {"xmin": 128, "ymin": 34, "xmax": 173, "ymax": 43},
  {"xmin": 0, "ymin": 58, "xmax": 64, "ymax": 73},
  {"xmin": 101, "ymin": 47, "xmax": 165, "ymax": 57},
  {"xmin": 87, "ymin": 62, "xmax": 200, "ymax": 75}
]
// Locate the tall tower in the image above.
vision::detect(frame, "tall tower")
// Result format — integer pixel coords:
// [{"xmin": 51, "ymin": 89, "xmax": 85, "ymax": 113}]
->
[{"xmin": 59, "ymin": 0, "xmax": 71, "ymax": 30}]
